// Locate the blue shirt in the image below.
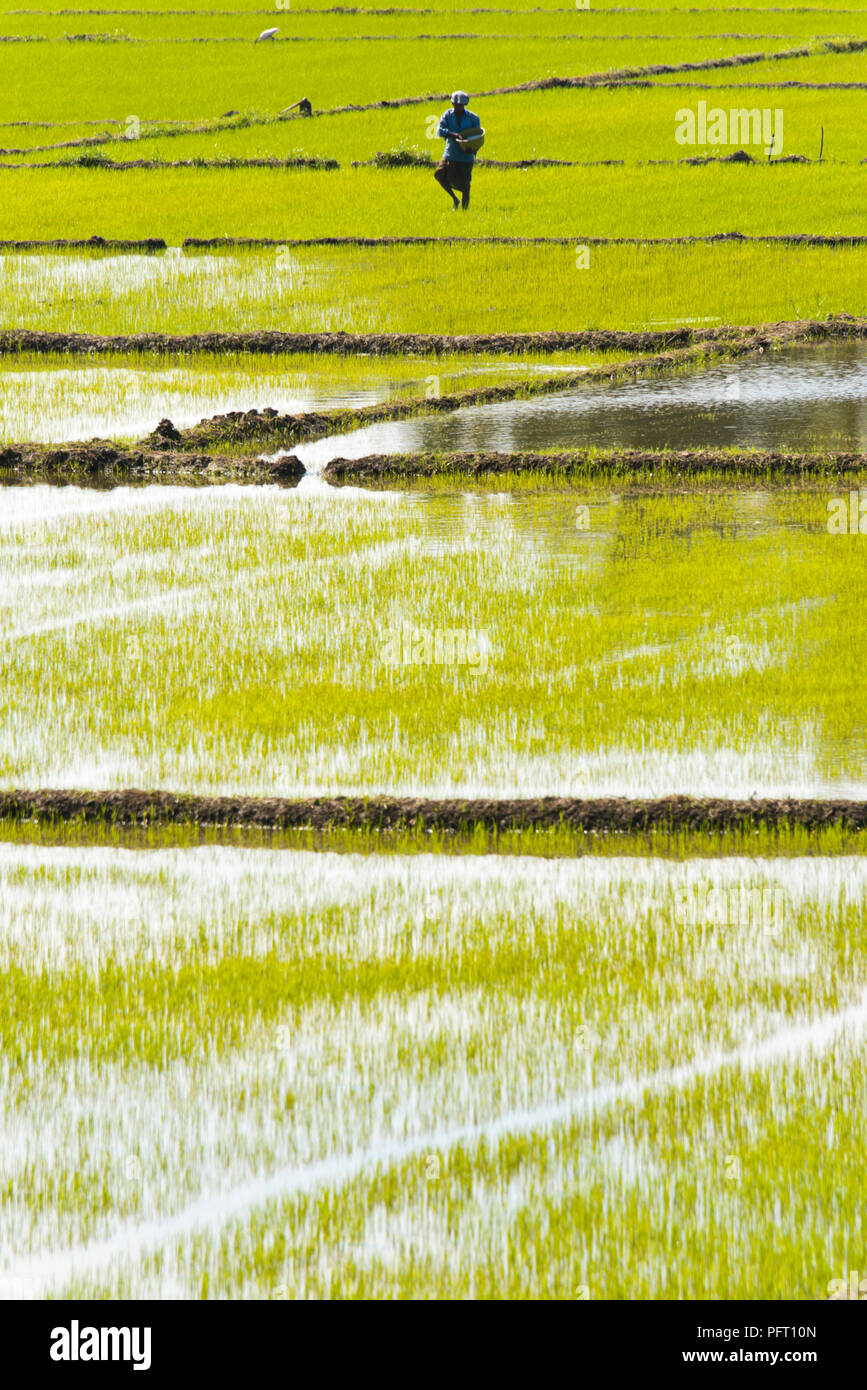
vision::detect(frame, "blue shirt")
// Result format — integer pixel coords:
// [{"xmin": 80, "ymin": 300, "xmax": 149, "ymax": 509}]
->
[{"xmin": 436, "ymin": 107, "xmax": 481, "ymax": 163}]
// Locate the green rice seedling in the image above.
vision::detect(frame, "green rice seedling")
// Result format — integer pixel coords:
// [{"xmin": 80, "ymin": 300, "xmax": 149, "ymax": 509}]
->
[
  {"xmin": 1, "ymin": 844, "xmax": 864, "ymax": 1297},
  {"xmin": 1, "ymin": 34, "xmax": 797, "ymax": 126},
  {"xmin": 0, "ymin": 480, "xmax": 865, "ymax": 800},
  {"xmin": 1, "ymin": 243, "xmax": 865, "ymax": 335},
  {"xmin": 2, "ymin": 812, "xmax": 867, "ymax": 861},
  {"xmin": 1, "ymin": 0, "xmax": 863, "ymax": 1307},
  {"xmin": 29, "ymin": 84, "xmax": 866, "ymax": 170},
  {"xmin": 1, "ymin": 163, "xmax": 866, "ymax": 245},
  {"xmin": 4, "ymin": 8, "xmax": 865, "ymax": 45},
  {"xmin": 0, "ymin": 348, "xmax": 632, "ymax": 443}
]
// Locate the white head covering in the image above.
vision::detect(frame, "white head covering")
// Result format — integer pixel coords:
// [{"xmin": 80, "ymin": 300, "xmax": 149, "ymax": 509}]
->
[{"xmin": 450, "ymin": 90, "xmax": 469, "ymax": 105}]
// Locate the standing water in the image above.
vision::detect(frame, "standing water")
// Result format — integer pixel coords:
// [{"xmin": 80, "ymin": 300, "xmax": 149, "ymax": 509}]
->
[{"xmin": 294, "ymin": 342, "xmax": 867, "ymax": 469}]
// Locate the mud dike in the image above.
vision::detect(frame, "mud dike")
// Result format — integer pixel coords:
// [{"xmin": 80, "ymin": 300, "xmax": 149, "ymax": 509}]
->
[{"xmin": 3, "ymin": 790, "xmax": 867, "ymax": 835}]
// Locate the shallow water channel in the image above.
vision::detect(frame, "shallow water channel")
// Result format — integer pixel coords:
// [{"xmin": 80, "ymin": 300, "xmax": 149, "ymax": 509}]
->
[{"xmin": 295, "ymin": 341, "xmax": 867, "ymax": 468}]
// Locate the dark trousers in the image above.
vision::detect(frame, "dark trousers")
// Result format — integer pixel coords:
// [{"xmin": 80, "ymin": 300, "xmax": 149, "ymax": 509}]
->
[{"xmin": 435, "ymin": 157, "xmax": 472, "ymax": 206}]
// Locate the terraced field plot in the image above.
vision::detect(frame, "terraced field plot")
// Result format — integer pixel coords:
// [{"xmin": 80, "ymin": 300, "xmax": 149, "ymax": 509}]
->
[
  {"xmin": 3, "ymin": 242, "xmax": 867, "ymax": 338},
  {"xmin": 0, "ymin": 346, "xmax": 632, "ymax": 441},
  {"xmin": 294, "ymin": 339, "xmax": 867, "ymax": 455},
  {"xmin": 2, "ymin": 445, "xmax": 867, "ymax": 800},
  {"xmin": 2, "ymin": 845, "xmax": 866, "ymax": 1299}
]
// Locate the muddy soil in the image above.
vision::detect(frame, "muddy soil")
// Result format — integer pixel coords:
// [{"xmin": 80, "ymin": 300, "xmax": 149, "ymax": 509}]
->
[
  {"xmin": 355, "ymin": 155, "xmax": 627, "ymax": 169},
  {"xmin": 0, "ymin": 438, "xmax": 304, "ymax": 482},
  {"xmin": 2, "ymin": 156, "xmax": 338, "ymax": 171},
  {"xmin": 0, "ymin": 236, "xmax": 165, "ymax": 251},
  {"xmin": 611, "ymin": 79, "xmax": 867, "ymax": 90},
  {"xmin": 0, "ymin": 324, "xmax": 713, "ymax": 358},
  {"xmin": 182, "ymin": 233, "xmax": 867, "ymax": 249},
  {"xmin": 3, "ymin": 790, "xmax": 867, "ymax": 833},
  {"xmin": 6, "ymin": 234, "xmax": 864, "ymax": 259},
  {"xmin": 324, "ymin": 448, "xmax": 867, "ymax": 483},
  {"xmin": 0, "ymin": 134, "xmax": 119, "ymax": 156},
  {"xmin": 356, "ymin": 154, "xmax": 817, "ymax": 170},
  {"xmin": 5, "ymin": 439, "xmax": 862, "ymax": 488},
  {"xmin": 0, "ymin": 316, "xmax": 863, "ymax": 364}
]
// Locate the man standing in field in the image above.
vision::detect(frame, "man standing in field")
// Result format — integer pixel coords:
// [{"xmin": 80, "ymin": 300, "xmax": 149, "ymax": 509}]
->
[{"xmin": 434, "ymin": 90, "xmax": 482, "ymax": 211}]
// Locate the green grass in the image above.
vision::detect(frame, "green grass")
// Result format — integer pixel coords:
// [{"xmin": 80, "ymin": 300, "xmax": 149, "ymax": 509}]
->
[
  {"xmin": 1, "ymin": 842, "xmax": 865, "ymax": 1297},
  {"xmin": 13, "ymin": 83, "xmax": 857, "ymax": 167},
  {"xmin": 0, "ymin": 347, "xmax": 634, "ymax": 443},
  {"xmin": 2, "ymin": 243, "xmax": 864, "ymax": 335},
  {"xmin": 2, "ymin": 165, "xmax": 866, "ymax": 243},
  {"xmin": 2, "ymin": 479, "xmax": 867, "ymax": 800}
]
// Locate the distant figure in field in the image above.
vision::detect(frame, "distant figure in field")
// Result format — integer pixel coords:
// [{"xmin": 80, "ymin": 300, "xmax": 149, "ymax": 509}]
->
[{"xmin": 434, "ymin": 90, "xmax": 482, "ymax": 211}]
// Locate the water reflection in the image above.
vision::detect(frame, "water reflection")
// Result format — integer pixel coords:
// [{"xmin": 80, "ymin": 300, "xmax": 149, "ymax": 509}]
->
[
  {"xmin": 295, "ymin": 342, "xmax": 867, "ymax": 469},
  {"xmin": 0, "ymin": 359, "xmax": 582, "ymax": 443}
]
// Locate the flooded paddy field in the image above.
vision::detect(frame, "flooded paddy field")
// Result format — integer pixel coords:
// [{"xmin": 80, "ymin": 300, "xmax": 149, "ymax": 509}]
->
[
  {"xmin": 2, "ymin": 333, "xmax": 864, "ymax": 458},
  {"xmin": 295, "ymin": 341, "xmax": 867, "ymax": 465},
  {"xmin": 0, "ymin": 348, "xmax": 628, "ymax": 445},
  {"xmin": 1, "ymin": 469, "xmax": 866, "ymax": 800},
  {"xmin": 1, "ymin": 843, "xmax": 865, "ymax": 1299},
  {"xmin": 3, "ymin": 243, "xmax": 867, "ymax": 340}
]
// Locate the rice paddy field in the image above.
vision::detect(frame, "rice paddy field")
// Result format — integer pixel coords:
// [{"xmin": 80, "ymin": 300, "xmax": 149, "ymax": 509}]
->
[
  {"xmin": 3, "ymin": 474, "xmax": 867, "ymax": 799},
  {"xmin": 0, "ymin": 346, "xmax": 639, "ymax": 439},
  {"xmin": 2, "ymin": 0, "xmax": 866, "ymax": 1312},
  {"xmin": 3, "ymin": 241, "xmax": 867, "ymax": 335},
  {"xmin": 3, "ymin": 847, "xmax": 867, "ymax": 1299}
]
